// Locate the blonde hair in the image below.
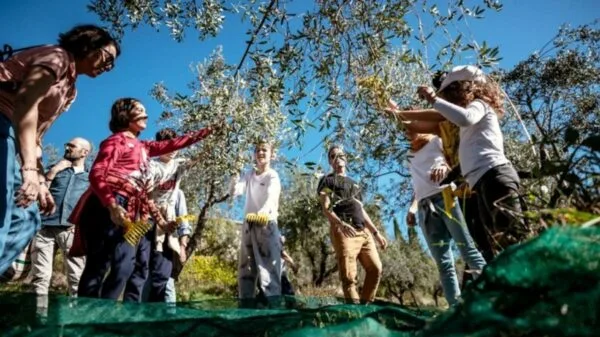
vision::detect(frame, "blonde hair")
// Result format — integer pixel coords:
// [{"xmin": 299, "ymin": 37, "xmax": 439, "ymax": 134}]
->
[
  {"xmin": 439, "ymin": 80, "xmax": 505, "ymax": 117},
  {"xmin": 254, "ymin": 139, "xmax": 276, "ymax": 154},
  {"xmin": 410, "ymin": 133, "xmax": 435, "ymax": 152}
]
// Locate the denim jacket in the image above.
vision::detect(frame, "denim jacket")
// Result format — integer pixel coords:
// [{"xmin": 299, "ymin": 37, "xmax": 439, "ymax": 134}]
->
[{"xmin": 41, "ymin": 166, "xmax": 89, "ymax": 226}]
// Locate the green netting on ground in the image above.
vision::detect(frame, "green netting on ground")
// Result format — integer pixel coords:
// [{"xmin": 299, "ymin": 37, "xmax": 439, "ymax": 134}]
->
[{"xmin": 1, "ymin": 226, "xmax": 598, "ymax": 337}]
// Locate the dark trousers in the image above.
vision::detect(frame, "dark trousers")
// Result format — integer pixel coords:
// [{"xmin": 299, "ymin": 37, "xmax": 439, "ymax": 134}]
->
[
  {"xmin": 474, "ymin": 163, "xmax": 531, "ymax": 257},
  {"xmin": 77, "ymin": 195, "xmax": 137, "ymax": 299},
  {"xmin": 281, "ymin": 270, "xmax": 295, "ymax": 296},
  {"xmin": 124, "ymin": 227, "xmax": 173, "ymax": 302},
  {"xmin": 123, "ymin": 232, "xmax": 152, "ymax": 302},
  {"xmin": 461, "ymin": 194, "xmax": 495, "ymax": 263}
]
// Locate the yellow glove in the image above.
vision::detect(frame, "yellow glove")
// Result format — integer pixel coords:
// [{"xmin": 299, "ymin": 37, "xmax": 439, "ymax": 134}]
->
[{"xmin": 245, "ymin": 213, "xmax": 269, "ymax": 227}]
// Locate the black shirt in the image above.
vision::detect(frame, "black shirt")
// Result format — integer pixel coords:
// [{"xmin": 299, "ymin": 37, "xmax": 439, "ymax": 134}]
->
[{"xmin": 317, "ymin": 173, "xmax": 365, "ymax": 229}]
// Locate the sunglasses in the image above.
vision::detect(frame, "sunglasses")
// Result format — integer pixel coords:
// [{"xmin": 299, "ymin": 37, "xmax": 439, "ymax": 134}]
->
[
  {"xmin": 329, "ymin": 153, "xmax": 347, "ymax": 160},
  {"xmin": 64, "ymin": 143, "xmax": 77, "ymax": 149},
  {"xmin": 99, "ymin": 47, "xmax": 115, "ymax": 70}
]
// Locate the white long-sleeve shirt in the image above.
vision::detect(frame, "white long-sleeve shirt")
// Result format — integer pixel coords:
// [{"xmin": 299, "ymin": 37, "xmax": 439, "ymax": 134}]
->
[
  {"xmin": 433, "ymin": 98, "xmax": 508, "ymax": 187},
  {"xmin": 230, "ymin": 168, "xmax": 281, "ymax": 221}
]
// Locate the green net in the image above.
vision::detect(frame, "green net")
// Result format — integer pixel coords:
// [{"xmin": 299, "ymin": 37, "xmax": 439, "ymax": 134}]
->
[{"xmin": 1, "ymin": 226, "xmax": 598, "ymax": 337}]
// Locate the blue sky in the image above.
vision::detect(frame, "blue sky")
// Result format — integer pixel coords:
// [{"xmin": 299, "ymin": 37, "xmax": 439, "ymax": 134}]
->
[{"xmin": 1, "ymin": 0, "xmax": 598, "ymax": 237}]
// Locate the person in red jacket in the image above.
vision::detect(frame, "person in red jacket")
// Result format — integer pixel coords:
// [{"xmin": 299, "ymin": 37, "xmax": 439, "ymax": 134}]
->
[{"xmin": 72, "ymin": 97, "xmax": 214, "ymax": 299}]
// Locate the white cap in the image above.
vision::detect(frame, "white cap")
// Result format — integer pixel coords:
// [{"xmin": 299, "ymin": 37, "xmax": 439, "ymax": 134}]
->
[{"xmin": 438, "ymin": 65, "xmax": 486, "ymax": 92}]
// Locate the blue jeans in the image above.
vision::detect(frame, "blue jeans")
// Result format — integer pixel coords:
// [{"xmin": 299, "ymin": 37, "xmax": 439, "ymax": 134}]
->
[
  {"xmin": 165, "ymin": 277, "xmax": 176, "ymax": 303},
  {"xmin": 418, "ymin": 192, "xmax": 486, "ymax": 306},
  {"xmin": 0, "ymin": 114, "xmax": 41, "ymax": 275}
]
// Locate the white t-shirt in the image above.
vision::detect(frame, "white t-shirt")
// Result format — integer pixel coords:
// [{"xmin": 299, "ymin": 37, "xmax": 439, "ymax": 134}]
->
[
  {"xmin": 408, "ymin": 137, "xmax": 449, "ymax": 201},
  {"xmin": 230, "ymin": 168, "xmax": 281, "ymax": 221},
  {"xmin": 433, "ymin": 99, "xmax": 508, "ymax": 187}
]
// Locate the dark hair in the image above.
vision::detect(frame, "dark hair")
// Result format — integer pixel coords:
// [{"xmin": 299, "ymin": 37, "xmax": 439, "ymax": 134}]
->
[
  {"xmin": 156, "ymin": 128, "xmax": 177, "ymax": 141},
  {"xmin": 432, "ymin": 70, "xmax": 447, "ymax": 91},
  {"xmin": 327, "ymin": 144, "xmax": 343, "ymax": 158},
  {"xmin": 109, "ymin": 98, "xmax": 141, "ymax": 133},
  {"xmin": 58, "ymin": 24, "xmax": 120, "ymax": 60}
]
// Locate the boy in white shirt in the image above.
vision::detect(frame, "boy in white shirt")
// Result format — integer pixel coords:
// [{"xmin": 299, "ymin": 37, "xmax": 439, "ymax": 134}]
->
[
  {"xmin": 230, "ymin": 141, "xmax": 282, "ymax": 307},
  {"xmin": 123, "ymin": 128, "xmax": 193, "ymax": 302}
]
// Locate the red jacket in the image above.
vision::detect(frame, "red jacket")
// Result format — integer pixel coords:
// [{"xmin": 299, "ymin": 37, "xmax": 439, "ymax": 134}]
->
[{"xmin": 69, "ymin": 128, "xmax": 211, "ymax": 224}]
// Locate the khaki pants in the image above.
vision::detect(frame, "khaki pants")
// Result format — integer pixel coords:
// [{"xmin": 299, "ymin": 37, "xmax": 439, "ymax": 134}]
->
[
  {"xmin": 331, "ymin": 227, "xmax": 382, "ymax": 303},
  {"xmin": 30, "ymin": 226, "xmax": 85, "ymax": 296}
]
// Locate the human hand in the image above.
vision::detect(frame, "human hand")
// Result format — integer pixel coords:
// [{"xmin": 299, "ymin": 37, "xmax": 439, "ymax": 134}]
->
[
  {"xmin": 158, "ymin": 220, "xmax": 178, "ymax": 234},
  {"xmin": 417, "ymin": 86, "xmax": 437, "ymax": 104},
  {"xmin": 179, "ymin": 245, "xmax": 188, "ymax": 263},
  {"xmin": 430, "ymin": 164, "xmax": 450, "ymax": 183},
  {"xmin": 406, "ymin": 211, "xmax": 417, "ymax": 227},
  {"xmin": 375, "ymin": 232, "xmax": 388, "ymax": 249},
  {"xmin": 51, "ymin": 159, "xmax": 72, "ymax": 173},
  {"xmin": 15, "ymin": 169, "xmax": 40, "ymax": 208},
  {"xmin": 108, "ymin": 203, "xmax": 128, "ymax": 227},
  {"xmin": 383, "ymin": 99, "xmax": 400, "ymax": 115},
  {"xmin": 37, "ymin": 183, "xmax": 56, "ymax": 216}
]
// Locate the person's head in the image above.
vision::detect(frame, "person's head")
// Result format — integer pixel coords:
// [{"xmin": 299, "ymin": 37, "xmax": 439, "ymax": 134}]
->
[
  {"xmin": 406, "ymin": 131, "xmax": 434, "ymax": 151},
  {"xmin": 405, "ymin": 128, "xmax": 417, "ymax": 141},
  {"xmin": 64, "ymin": 137, "xmax": 91, "ymax": 162},
  {"xmin": 58, "ymin": 24, "xmax": 120, "ymax": 78},
  {"xmin": 431, "ymin": 70, "xmax": 447, "ymax": 91},
  {"xmin": 327, "ymin": 145, "xmax": 346, "ymax": 173},
  {"xmin": 254, "ymin": 140, "xmax": 276, "ymax": 170},
  {"xmin": 109, "ymin": 98, "xmax": 148, "ymax": 135},
  {"xmin": 155, "ymin": 128, "xmax": 178, "ymax": 162},
  {"xmin": 437, "ymin": 65, "xmax": 504, "ymax": 116}
]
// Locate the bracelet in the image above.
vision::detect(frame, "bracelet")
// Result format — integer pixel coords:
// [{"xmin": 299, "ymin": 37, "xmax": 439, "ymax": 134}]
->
[{"xmin": 21, "ymin": 166, "xmax": 39, "ymax": 172}]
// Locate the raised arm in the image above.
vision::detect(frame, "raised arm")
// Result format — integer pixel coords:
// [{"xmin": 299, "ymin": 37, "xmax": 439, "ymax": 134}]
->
[
  {"xmin": 144, "ymin": 128, "xmax": 213, "ymax": 157},
  {"xmin": 416, "ymin": 86, "xmax": 487, "ymax": 127},
  {"xmin": 228, "ymin": 172, "xmax": 247, "ymax": 198},
  {"xmin": 433, "ymin": 99, "xmax": 486, "ymax": 127},
  {"xmin": 404, "ymin": 120, "xmax": 442, "ymax": 135}
]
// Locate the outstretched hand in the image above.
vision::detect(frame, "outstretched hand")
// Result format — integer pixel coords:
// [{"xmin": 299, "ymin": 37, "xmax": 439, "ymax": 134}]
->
[
  {"xmin": 374, "ymin": 232, "xmax": 388, "ymax": 249},
  {"xmin": 417, "ymin": 86, "xmax": 437, "ymax": 104}
]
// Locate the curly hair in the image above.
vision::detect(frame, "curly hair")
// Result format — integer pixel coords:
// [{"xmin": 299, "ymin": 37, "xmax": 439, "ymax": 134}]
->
[
  {"xmin": 439, "ymin": 80, "xmax": 505, "ymax": 117},
  {"xmin": 155, "ymin": 128, "xmax": 177, "ymax": 141},
  {"xmin": 109, "ymin": 98, "xmax": 141, "ymax": 133},
  {"xmin": 58, "ymin": 25, "xmax": 120, "ymax": 60}
]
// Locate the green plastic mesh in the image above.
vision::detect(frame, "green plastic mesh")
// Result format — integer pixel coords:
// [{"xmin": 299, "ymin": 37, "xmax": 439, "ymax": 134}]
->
[{"xmin": 1, "ymin": 226, "xmax": 598, "ymax": 337}]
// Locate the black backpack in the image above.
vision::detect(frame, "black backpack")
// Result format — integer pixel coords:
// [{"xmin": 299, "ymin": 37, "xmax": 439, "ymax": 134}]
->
[{"xmin": 1, "ymin": 44, "xmax": 45, "ymax": 62}]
